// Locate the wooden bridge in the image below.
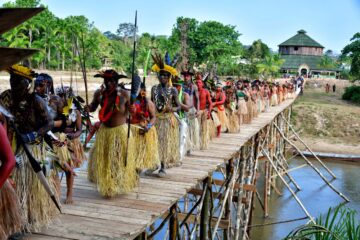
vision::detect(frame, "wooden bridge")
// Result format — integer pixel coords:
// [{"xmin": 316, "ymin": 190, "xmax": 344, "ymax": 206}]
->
[{"xmin": 28, "ymin": 98, "xmax": 298, "ymax": 240}]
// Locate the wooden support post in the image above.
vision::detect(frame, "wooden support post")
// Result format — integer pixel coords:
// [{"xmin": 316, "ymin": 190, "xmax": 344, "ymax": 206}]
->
[
  {"xmin": 274, "ymin": 123, "xmax": 350, "ymax": 202},
  {"xmin": 169, "ymin": 205, "xmax": 178, "ymax": 240},
  {"xmin": 200, "ymin": 177, "xmax": 210, "ymax": 240},
  {"xmin": 135, "ymin": 232, "xmax": 147, "ymax": 240},
  {"xmin": 263, "ymin": 161, "xmax": 269, "ymax": 217},
  {"xmin": 280, "ymin": 113, "xmax": 337, "ymax": 179},
  {"xmin": 224, "ymin": 159, "xmax": 233, "ymax": 240},
  {"xmin": 261, "ymin": 147, "xmax": 315, "ymax": 224}
]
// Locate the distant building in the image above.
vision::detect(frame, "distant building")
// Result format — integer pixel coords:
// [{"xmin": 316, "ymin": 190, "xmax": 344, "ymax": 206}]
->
[{"xmin": 279, "ymin": 30, "xmax": 340, "ymax": 78}]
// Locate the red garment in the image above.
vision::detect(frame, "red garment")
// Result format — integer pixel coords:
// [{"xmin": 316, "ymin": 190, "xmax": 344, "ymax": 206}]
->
[
  {"xmin": 0, "ymin": 124, "xmax": 16, "ymax": 188},
  {"xmin": 98, "ymin": 89, "xmax": 120, "ymax": 123},
  {"xmin": 130, "ymin": 99, "xmax": 150, "ymax": 124}
]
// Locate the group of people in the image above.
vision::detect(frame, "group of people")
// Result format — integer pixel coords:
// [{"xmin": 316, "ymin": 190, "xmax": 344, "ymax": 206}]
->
[
  {"xmin": 0, "ymin": 54, "xmax": 297, "ymax": 239},
  {"xmin": 325, "ymin": 83, "xmax": 336, "ymax": 93}
]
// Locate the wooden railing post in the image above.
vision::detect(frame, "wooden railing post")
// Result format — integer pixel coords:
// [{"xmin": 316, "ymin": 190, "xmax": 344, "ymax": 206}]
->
[{"xmin": 200, "ymin": 177, "xmax": 211, "ymax": 240}]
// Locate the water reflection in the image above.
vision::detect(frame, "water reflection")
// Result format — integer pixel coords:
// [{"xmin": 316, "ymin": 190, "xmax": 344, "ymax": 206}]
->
[{"xmin": 251, "ymin": 158, "xmax": 360, "ymax": 240}]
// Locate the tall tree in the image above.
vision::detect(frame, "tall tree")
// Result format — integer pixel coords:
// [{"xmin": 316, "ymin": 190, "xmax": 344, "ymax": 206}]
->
[{"xmin": 342, "ymin": 33, "xmax": 360, "ymax": 80}]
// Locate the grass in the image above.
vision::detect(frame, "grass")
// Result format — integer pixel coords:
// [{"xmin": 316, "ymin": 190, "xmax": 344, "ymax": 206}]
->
[
  {"xmin": 284, "ymin": 205, "xmax": 360, "ymax": 240},
  {"xmin": 291, "ymin": 87, "xmax": 360, "ymax": 145}
]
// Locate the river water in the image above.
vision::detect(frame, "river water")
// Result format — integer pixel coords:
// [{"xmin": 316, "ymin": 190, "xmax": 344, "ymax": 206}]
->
[{"xmin": 250, "ymin": 158, "xmax": 360, "ymax": 240}]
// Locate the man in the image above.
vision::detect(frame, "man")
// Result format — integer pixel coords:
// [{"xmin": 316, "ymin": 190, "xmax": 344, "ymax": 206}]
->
[
  {"xmin": 151, "ymin": 53, "xmax": 181, "ymax": 177},
  {"xmin": 86, "ymin": 69, "xmax": 137, "ymax": 197},
  {"xmin": 195, "ymin": 74, "xmax": 212, "ymax": 149},
  {"xmin": 212, "ymin": 80, "xmax": 228, "ymax": 136},
  {"xmin": 130, "ymin": 82, "xmax": 160, "ymax": 171},
  {"xmin": 173, "ymin": 77, "xmax": 191, "ymax": 162},
  {"xmin": 224, "ymin": 78, "xmax": 240, "ymax": 133},
  {"xmin": 181, "ymin": 69, "xmax": 200, "ymax": 152},
  {"xmin": 0, "ymin": 64, "xmax": 57, "ymax": 232}
]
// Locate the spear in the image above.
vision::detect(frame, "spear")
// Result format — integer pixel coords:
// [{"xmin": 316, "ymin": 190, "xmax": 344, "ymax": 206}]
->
[
  {"xmin": 143, "ymin": 49, "xmax": 151, "ymax": 85},
  {"xmin": 0, "ymin": 105, "xmax": 62, "ymax": 213},
  {"xmin": 125, "ymin": 11, "xmax": 139, "ymax": 167}
]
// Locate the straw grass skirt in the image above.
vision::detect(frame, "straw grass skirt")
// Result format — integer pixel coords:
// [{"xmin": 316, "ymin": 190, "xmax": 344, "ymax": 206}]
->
[
  {"xmin": 246, "ymin": 100, "xmax": 253, "ymax": 123},
  {"xmin": 131, "ymin": 125, "xmax": 160, "ymax": 170},
  {"xmin": 225, "ymin": 107, "xmax": 240, "ymax": 133},
  {"xmin": 215, "ymin": 106, "xmax": 229, "ymax": 132},
  {"xmin": 155, "ymin": 113, "xmax": 180, "ymax": 168},
  {"xmin": 186, "ymin": 108, "xmax": 200, "ymax": 151},
  {"xmin": 89, "ymin": 124, "xmax": 138, "ymax": 197},
  {"xmin": 0, "ymin": 180, "xmax": 22, "ymax": 239},
  {"xmin": 13, "ymin": 143, "xmax": 59, "ymax": 232},
  {"xmin": 271, "ymin": 94, "xmax": 278, "ymax": 106},
  {"xmin": 198, "ymin": 110, "xmax": 211, "ymax": 150},
  {"xmin": 67, "ymin": 137, "xmax": 86, "ymax": 168}
]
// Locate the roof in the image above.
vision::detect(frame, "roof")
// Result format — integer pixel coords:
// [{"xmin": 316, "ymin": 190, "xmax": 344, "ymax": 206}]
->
[
  {"xmin": 0, "ymin": 8, "xmax": 44, "ymax": 35},
  {"xmin": 0, "ymin": 47, "xmax": 38, "ymax": 70},
  {"xmin": 280, "ymin": 54, "xmax": 340, "ymax": 71},
  {"xmin": 279, "ymin": 30, "xmax": 324, "ymax": 48}
]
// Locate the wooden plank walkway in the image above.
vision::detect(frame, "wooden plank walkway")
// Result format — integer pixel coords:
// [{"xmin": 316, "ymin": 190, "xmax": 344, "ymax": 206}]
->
[{"xmin": 28, "ymin": 98, "xmax": 296, "ymax": 240}]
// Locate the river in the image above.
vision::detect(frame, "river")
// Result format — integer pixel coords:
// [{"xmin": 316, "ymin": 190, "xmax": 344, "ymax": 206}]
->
[{"xmin": 250, "ymin": 158, "xmax": 360, "ymax": 240}]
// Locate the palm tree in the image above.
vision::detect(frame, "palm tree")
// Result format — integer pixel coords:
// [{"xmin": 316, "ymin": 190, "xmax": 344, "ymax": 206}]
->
[{"xmin": 256, "ymin": 54, "xmax": 285, "ymax": 80}]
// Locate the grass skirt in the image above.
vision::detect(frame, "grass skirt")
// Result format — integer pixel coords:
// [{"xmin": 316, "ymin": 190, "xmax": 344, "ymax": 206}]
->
[
  {"xmin": 179, "ymin": 119, "xmax": 189, "ymax": 161},
  {"xmin": 13, "ymin": 143, "xmax": 59, "ymax": 232},
  {"xmin": 271, "ymin": 94, "xmax": 278, "ymax": 106},
  {"xmin": 225, "ymin": 108, "xmax": 240, "ymax": 133},
  {"xmin": 198, "ymin": 110, "xmax": 210, "ymax": 150},
  {"xmin": 252, "ymin": 101, "xmax": 258, "ymax": 118},
  {"xmin": 131, "ymin": 125, "xmax": 160, "ymax": 170},
  {"xmin": 53, "ymin": 133, "xmax": 72, "ymax": 167},
  {"xmin": 90, "ymin": 124, "xmax": 138, "ymax": 197},
  {"xmin": 155, "ymin": 113, "xmax": 180, "ymax": 168},
  {"xmin": 215, "ymin": 106, "xmax": 229, "ymax": 132},
  {"xmin": 0, "ymin": 180, "xmax": 22, "ymax": 239},
  {"xmin": 67, "ymin": 137, "xmax": 86, "ymax": 168},
  {"xmin": 186, "ymin": 109, "xmax": 200, "ymax": 151},
  {"xmin": 208, "ymin": 115, "xmax": 217, "ymax": 139},
  {"xmin": 246, "ymin": 100, "xmax": 253, "ymax": 123}
]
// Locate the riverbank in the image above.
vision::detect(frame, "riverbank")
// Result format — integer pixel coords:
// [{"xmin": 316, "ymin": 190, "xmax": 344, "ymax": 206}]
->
[{"xmin": 291, "ymin": 83, "xmax": 360, "ymax": 155}]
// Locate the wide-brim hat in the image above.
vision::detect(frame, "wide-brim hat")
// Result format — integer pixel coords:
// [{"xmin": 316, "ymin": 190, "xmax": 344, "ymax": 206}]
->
[
  {"xmin": 181, "ymin": 69, "xmax": 194, "ymax": 76},
  {"xmin": 94, "ymin": 69, "xmax": 127, "ymax": 80}
]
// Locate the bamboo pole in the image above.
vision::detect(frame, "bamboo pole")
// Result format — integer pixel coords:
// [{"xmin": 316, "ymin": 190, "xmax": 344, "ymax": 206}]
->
[
  {"xmin": 211, "ymin": 159, "xmax": 239, "ymax": 239},
  {"xmin": 273, "ymin": 154, "xmax": 302, "ymax": 191},
  {"xmin": 264, "ymin": 161, "xmax": 269, "ymax": 217},
  {"xmin": 200, "ymin": 177, "xmax": 211, "ymax": 239},
  {"xmin": 273, "ymin": 123, "xmax": 350, "ymax": 202},
  {"xmin": 280, "ymin": 113, "xmax": 337, "ymax": 179},
  {"xmin": 269, "ymin": 164, "xmax": 307, "ymax": 179},
  {"xmin": 169, "ymin": 205, "xmax": 177, "ymax": 240},
  {"xmin": 234, "ymin": 149, "xmax": 246, "ymax": 240},
  {"xmin": 261, "ymin": 147, "xmax": 315, "ymax": 224}
]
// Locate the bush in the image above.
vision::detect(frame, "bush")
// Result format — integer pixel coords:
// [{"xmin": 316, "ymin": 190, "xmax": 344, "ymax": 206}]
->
[{"xmin": 342, "ymin": 86, "xmax": 360, "ymax": 104}]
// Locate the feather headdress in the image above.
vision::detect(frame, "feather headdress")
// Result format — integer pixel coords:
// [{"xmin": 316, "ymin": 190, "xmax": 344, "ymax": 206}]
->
[
  {"xmin": 151, "ymin": 52, "xmax": 178, "ymax": 77},
  {"xmin": 6, "ymin": 64, "xmax": 37, "ymax": 80}
]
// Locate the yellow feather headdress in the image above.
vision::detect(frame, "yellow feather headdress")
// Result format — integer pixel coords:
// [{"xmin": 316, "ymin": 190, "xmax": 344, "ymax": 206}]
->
[
  {"xmin": 151, "ymin": 53, "xmax": 178, "ymax": 77},
  {"xmin": 6, "ymin": 64, "xmax": 37, "ymax": 80}
]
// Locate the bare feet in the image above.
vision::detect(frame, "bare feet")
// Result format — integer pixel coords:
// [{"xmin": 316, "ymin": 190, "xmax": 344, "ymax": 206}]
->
[{"xmin": 64, "ymin": 197, "xmax": 73, "ymax": 204}]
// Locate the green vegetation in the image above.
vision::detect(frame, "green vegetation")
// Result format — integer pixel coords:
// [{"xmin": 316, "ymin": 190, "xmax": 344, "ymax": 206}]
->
[
  {"xmin": 342, "ymin": 86, "xmax": 360, "ymax": 104},
  {"xmin": 284, "ymin": 206, "xmax": 360, "ymax": 240},
  {"xmin": 1, "ymin": 0, "xmax": 286, "ymax": 78},
  {"xmin": 341, "ymin": 33, "xmax": 360, "ymax": 81},
  {"xmin": 292, "ymin": 87, "xmax": 360, "ymax": 145}
]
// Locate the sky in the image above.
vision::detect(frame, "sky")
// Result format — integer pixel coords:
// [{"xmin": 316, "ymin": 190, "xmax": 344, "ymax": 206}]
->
[{"xmin": 3, "ymin": 0, "xmax": 360, "ymax": 53}]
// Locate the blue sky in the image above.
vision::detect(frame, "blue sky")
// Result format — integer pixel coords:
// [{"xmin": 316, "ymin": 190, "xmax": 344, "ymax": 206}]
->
[{"xmin": 4, "ymin": 0, "xmax": 360, "ymax": 53}]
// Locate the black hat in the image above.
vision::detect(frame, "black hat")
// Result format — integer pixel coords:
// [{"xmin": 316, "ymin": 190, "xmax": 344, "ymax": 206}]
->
[{"xmin": 94, "ymin": 69, "xmax": 127, "ymax": 80}]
